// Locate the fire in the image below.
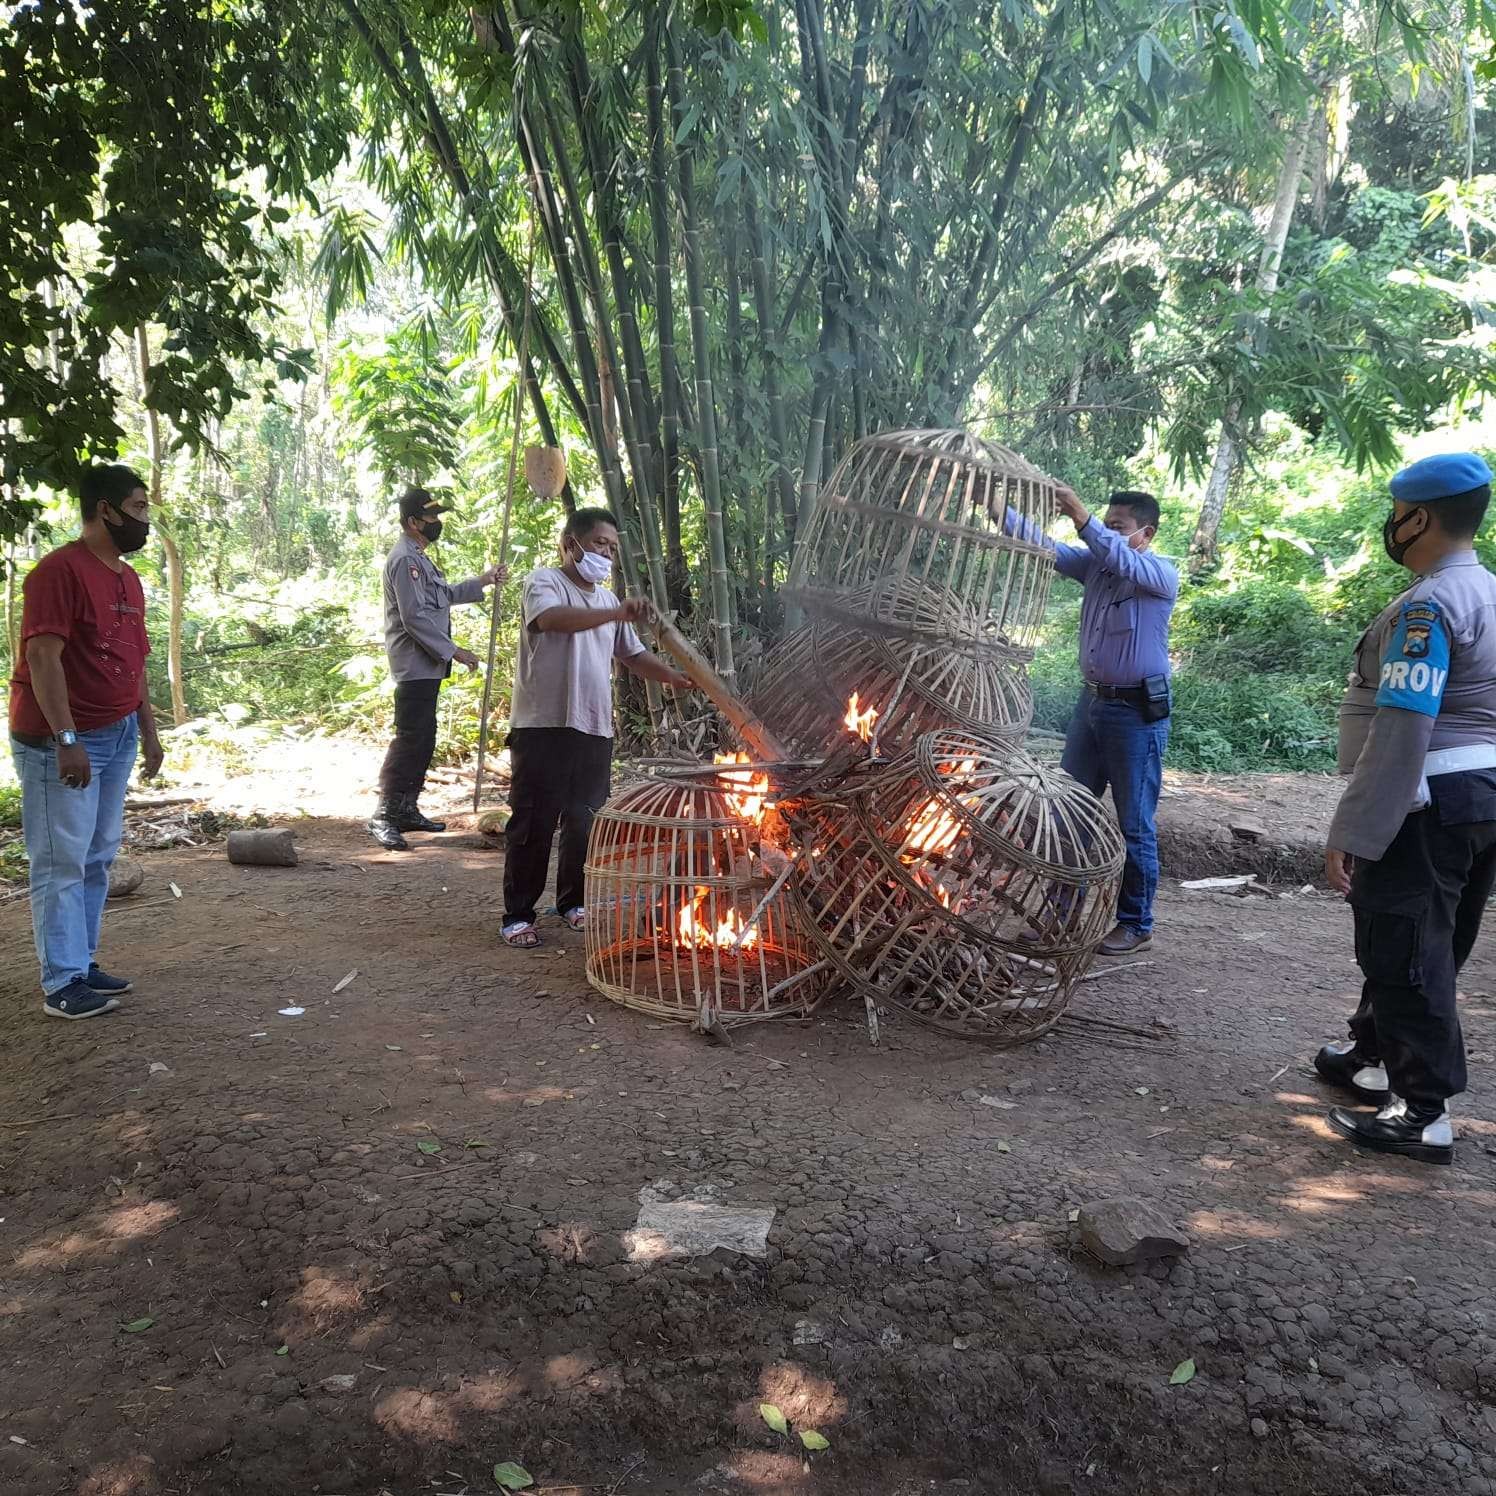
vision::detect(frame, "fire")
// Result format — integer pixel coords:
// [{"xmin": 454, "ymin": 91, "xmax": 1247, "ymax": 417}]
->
[
  {"xmin": 843, "ymin": 691, "xmax": 878, "ymax": 742},
  {"xmin": 714, "ymin": 752, "xmax": 769, "ymax": 827},
  {"xmin": 675, "ymin": 886, "xmax": 759, "ymax": 951},
  {"xmin": 900, "ymin": 758, "xmax": 979, "ymax": 861}
]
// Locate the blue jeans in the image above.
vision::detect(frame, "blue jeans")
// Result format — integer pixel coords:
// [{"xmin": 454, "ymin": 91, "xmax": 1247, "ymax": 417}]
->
[
  {"xmin": 12, "ymin": 714, "xmax": 139, "ymax": 995},
  {"xmin": 1062, "ymin": 692, "xmax": 1168, "ymax": 936}
]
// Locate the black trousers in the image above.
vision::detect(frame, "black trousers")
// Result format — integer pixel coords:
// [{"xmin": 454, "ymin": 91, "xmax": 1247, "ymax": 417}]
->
[
  {"xmin": 378, "ymin": 678, "xmax": 442, "ymax": 798},
  {"xmin": 502, "ymin": 727, "xmax": 613, "ymax": 926},
  {"xmin": 1346, "ymin": 770, "xmax": 1496, "ymax": 1106}
]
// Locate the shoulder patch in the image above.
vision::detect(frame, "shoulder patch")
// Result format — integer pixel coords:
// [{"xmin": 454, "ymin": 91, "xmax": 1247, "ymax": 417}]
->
[
  {"xmin": 1375, "ymin": 599, "xmax": 1450, "ymax": 717},
  {"xmin": 409, "ymin": 565, "xmax": 421, "ymax": 580}
]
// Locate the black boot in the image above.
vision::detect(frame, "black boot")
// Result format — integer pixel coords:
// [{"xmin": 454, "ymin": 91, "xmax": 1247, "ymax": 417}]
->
[
  {"xmin": 1327, "ymin": 1097, "xmax": 1454, "ymax": 1166},
  {"xmin": 368, "ymin": 799, "xmax": 409, "ymax": 851},
  {"xmin": 393, "ymin": 793, "xmax": 446, "ymax": 834},
  {"xmin": 1314, "ymin": 1041, "xmax": 1390, "ymax": 1104}
]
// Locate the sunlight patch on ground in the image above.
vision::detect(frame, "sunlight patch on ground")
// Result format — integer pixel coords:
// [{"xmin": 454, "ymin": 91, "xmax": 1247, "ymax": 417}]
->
[{"xmin": 374, "ymin": 1387, "xmax": 459, "ymax": 1443}]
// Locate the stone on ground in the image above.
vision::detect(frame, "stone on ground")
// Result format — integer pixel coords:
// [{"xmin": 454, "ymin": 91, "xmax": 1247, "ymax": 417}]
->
[{"xmin": 1077, "ymin": 1197, "xmax": 1190, "ymax": 1266}]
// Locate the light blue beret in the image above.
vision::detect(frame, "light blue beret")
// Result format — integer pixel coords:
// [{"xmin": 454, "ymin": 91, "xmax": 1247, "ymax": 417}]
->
[{"xmin": 1390, "ymin": 452, "xmax": 1493, "ymax": 503}]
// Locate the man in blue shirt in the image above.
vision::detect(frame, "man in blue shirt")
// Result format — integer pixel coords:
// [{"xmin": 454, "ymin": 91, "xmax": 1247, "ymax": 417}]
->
[{"xmin": 1009, "ymin": 487, "xmax": 1180, "ymax": 954}]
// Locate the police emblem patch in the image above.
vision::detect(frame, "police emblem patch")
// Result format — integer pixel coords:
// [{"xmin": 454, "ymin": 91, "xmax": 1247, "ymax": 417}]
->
[
  {"xmin": 409, "ymin": 566, "xmax": 420, "ymax": 580},
  {"xmin": 1375, "ymin": 599, "xmax": 1449, "ymax": 717}
]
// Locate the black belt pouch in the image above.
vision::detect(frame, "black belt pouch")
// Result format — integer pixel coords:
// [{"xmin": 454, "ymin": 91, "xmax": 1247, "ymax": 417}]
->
[{"xmin": 1141, "ymin": 673, "xmax": 1171, "ymax": 723}]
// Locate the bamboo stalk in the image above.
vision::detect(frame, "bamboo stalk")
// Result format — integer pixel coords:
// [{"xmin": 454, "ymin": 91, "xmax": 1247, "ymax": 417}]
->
[{"xmin": 667, "ymin": 26, "xmax": 736, "ymax": 687}]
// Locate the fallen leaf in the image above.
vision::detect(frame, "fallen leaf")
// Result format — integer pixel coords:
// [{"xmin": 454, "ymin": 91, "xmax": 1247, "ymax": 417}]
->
[
  {"xmin": 169, "ymin": 882, "xmax": 182, "ymax": 899},
  {"xmin": 996, "ymin": 1141, "xmax": 1011, "ymax": 1154},
  {"xmin": 759, "ymin": 1402, "xmax": 788, "ymax": 1434},
  {"xmin": 276, "ymin": 1345, "xmax": 289, "ymax": 1356},
  {"xmin": 1135, "ymin": 1087, "xmax": 1151, "ymax": 1096},
  {"xmin": 464, "ymin": 1139, "xmax": 491, "ymax": 1149},
  {"xmin": 416, "ymin": 1140, "xmax": 442, "ymax": 1155},
  {"xmin": 1170, "ymin": 1358, "xmax": 1196, "ymax": 1385},
  {"xmin": 120, "ymin": 1317, "xmax": 154, "ymax": 1333},
  {"xmin": 8, "ymin": 1435, "xmax": 26, "ymax": 1446},
  {"xmin": 493, "ymin": 1462, "xmax": 534, "ymax": 1491},
  {"xmin": 449, "ymin": 1291, "xmax": 463, "ymax": 1304},
  {"xmin": 799, "ymin": 1429, "xmax": 831, "ymax": 1451},
  {"xmin": 332, "ymin": 969, "xmax": 358, "ymax": 994}
]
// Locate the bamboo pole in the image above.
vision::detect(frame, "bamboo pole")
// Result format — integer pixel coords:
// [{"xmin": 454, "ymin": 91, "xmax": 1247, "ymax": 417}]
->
[
  {"xmin": 473, "ymin": 215, "xmax": 538, "ymax": 814},
  {"xmin": 646, "ymin": 610, "xmax": 787, "ymax": 763}
]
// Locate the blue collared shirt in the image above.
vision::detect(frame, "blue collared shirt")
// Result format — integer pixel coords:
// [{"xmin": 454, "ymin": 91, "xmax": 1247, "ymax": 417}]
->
[{"xmin": 1007, "ymin": 512, "xmax": 1179, "ymax": 685}]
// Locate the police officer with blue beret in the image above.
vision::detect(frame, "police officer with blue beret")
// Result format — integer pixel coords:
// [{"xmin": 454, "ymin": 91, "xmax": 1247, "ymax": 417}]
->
[{"xmin": 1316, "ymin": 451, "xmax": 1496, "ymax": 1165}]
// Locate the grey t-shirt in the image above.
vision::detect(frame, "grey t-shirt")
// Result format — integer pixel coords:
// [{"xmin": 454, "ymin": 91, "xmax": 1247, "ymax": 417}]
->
[{"xmin": 510, "ymin": 567, "xmax": 644, "ymax": 738}]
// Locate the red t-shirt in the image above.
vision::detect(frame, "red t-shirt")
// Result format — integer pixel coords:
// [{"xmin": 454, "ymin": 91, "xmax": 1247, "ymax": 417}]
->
[{"xmin": 9, "ymin": 541, "xmax": 150, "ymax": 736}]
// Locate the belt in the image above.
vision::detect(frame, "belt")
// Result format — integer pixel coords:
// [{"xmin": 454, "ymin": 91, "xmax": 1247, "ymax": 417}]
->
[
  {"xmin": 11, "ymin": 730, "xmax": 51, "ymax": 750},
  {"xmin": 1085, "ymin": 680, "xmax": 1146, "ymax": 701},
  {"xmin": 1425, "ymin": 745, "xmax": 1496, "ymax": 777},
  {"xmin": 1413, "ymin": 743, "xmax": 1496, "ymax": 811}
]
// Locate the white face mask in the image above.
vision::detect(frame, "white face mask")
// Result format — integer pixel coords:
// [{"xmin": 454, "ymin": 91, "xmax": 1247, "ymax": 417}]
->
[{"xmin": 574, "ymin": 548, "xmax": 612, "ymax": 585}]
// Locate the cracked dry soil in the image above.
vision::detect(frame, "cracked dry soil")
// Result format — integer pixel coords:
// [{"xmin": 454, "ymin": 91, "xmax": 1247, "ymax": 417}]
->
[{"xmin": 0, "ymin": 819, "xmax": 1494, "ymax": 1496}]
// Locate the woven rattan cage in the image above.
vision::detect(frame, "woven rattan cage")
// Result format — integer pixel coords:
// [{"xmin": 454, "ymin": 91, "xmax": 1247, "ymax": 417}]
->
[
  {"xmin": 749, "ymin": 610, "xmax": 1033, "ymax": 761},
  {"xmin": 786, "ymin": 730, "xmax": 1125, "ymax": 1043},
  {"xmin": 786, "ymin": 429, "xmax": 1059, "ymax": 661},
  {"xmin": 583, "ymin": 771, "xmax": 832, "ymax": 1025}
]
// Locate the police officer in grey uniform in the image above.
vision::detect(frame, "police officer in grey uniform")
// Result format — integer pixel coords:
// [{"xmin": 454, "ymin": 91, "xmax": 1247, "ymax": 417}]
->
[
  {"xmin": 369, "ymin": 488, "xmax": 505, "ymax": 851},
  {"xmin": 1315, "ymin": 451, "xmax": 1496, "ymax": 1165}
]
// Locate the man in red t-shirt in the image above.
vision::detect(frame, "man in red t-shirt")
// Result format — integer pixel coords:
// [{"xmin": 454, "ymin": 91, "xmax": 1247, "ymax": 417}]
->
[{"xmin": 10, "ymin": 464, "xmax": 164, "ymax": 1019}]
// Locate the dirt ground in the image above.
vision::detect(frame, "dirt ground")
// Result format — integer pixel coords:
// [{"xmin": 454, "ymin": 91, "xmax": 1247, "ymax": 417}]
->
[{"xmin": 1, "ymin": 746, "xmax": 1495, "ymax": 1496}]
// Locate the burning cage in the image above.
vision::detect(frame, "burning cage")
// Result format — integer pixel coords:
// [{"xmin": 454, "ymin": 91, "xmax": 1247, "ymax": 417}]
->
[
  {"xmin": 785, "ymin": 732, "xmax": 1126, "ymax": 1043},
  {"xmin": 582, "ymin": 768, "xmax": 830, "ymax": 1025},
  {"xmin": 581, "ymin": 426, "xmax": 1125, "ymax": 1046},
  {"xmin": 750, "ymin": 612, "xmax": 1033, "ymax": 761}
]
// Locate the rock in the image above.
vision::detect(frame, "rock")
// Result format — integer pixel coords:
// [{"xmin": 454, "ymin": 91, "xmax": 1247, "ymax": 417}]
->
[
  {"xmin": 108, "ymin": 858, "xmax": 145, "ymax": 899},
  {"xmin": 477, "ymin": 807, "xmax": 511, "ymax": 837},
  {"xmin": 1076, "ymin": 1198, "xmax": 1190, "ymax": 1267},
  {"xmin": 1230, "ymin": 818, "xmax": 1267, "ymax": 843},
  {"xmin": 1251, "ymin": 1417, "xmax": 1269, "ymax": 1440}
]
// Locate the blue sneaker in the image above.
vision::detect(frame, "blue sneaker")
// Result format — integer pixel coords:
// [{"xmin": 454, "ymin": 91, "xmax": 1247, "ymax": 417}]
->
[
  {"xmin": 86, "ymin": 962, "xmax": 132, "ymax": 995},
  {"xmin": 43, "ymin": 979, "xmax": 121, "ymax": 1021}
]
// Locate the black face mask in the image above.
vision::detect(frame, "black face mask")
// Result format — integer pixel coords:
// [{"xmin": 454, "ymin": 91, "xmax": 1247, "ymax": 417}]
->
[
  {"xmin": 103, "ymin": 507, "xmax": 150, "ymax": 555},
  {"xmin": 420, "ymin": 519, "xmax": 444, "ymax": 543},
  {"xmin": 1383, "ymin": 507, "xmax": 1424, "ymax": 566}
]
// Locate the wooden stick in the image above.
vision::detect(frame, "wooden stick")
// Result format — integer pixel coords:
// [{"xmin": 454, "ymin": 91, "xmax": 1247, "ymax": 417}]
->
[
  {"xmin": 647, "ymin": 610, "xmax": 789, "ymax": 762},
  {"xmin": 474, "ymin": 210, "xmax": 538, "ymax": 813}
]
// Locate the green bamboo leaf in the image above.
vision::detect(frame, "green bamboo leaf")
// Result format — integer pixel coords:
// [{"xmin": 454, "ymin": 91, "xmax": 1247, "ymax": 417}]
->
[
  {"xmin": 1170, "ymin": 1358, "xmax": 1197, "ymax": 1385},
  {"xmin": 417, "ymin": 1139, "xmax": 442, "ymax": 1155},
  {"xmin": 799, "ymin": 1429, "xmax": 831, "ymax": 1451},
  {"xmin": 493, "ymin": 1462, "xmax": 534, "ymax": 1490},
  {"xmin": 120, "ymin": 1317, "xmax": 155, "ymax": 1333},
  {"xmin": 1137, "ymin": 33, "xmax": 1153, "ymax": 85},
  {"xmin": 759, "ymin": 1402, "xmax": 788, "ymax": 1434}
]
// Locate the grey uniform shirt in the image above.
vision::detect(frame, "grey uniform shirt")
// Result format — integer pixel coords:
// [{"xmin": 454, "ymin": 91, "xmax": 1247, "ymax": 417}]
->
[
  {"xmin": 1330, "ymin": 550, "xmax": 1496, "ymax": 860},
  {"xmin": 382, "ymin": 535, "xmax": 487, "ymax": 682},
  {"xmin": 510, "ymin": 567, "xmax": 644, "ymax": 739}
]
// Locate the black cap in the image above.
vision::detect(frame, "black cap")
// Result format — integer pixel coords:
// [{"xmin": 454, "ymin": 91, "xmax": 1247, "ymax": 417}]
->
[{"xmin": 398, "ymin": 486, "xmax": 452, "ymax": 522}]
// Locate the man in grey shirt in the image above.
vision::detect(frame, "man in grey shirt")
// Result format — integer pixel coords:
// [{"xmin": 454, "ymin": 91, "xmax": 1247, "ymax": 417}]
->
[
  {"xmin": 1316, "ymin": 451, "xmax": 1496, "ymax": 1165},
  {"xmin": 370, "ymin": 487, "xmax": 504, "ymax": 851},
  {"xmin": 501, "ymin": 507, "xmax": 691, "ymax": 949}
]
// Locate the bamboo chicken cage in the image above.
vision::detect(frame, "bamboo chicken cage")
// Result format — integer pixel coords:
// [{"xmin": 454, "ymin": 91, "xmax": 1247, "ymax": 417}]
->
[
  {"xmin": 784, "ymin": 730, "xmax": 1125, "ymax": 1044},
  {"xmin": 583, "ymin": 768, "xmax": 830, "ymax": 1026},
  {"xmin": 786, "ymin": 429, "xmax": 1060, "ymax": 661},
  {"xmin": 749, "ymin": 611, "xmax": 1033, "ymax": 762}
]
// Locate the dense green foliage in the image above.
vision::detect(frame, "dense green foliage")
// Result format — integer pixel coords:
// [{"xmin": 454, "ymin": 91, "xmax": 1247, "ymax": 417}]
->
[{"xmin": 1, "ymin": 0, "xmax": 1494, "ymax": 779}]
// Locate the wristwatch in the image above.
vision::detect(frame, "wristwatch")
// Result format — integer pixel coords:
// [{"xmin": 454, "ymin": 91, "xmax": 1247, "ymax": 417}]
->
[{"xmin": 55, "ymin": 730, "xmax": 78, "ymax": 747}]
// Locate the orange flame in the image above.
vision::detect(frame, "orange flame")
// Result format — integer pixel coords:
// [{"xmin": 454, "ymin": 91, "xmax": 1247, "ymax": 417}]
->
[
  {"xmin": 675, "ymin": 886, "xmax": 759, "ymax": 951},
  {"xmin": 713, "ymin": 752, "xmax": 769, "ymax": 827},
  {"xmin": 901, "ymin": 758, "xmax": 979, "ymax": 860},
  {"xmin": 843, "ymin": 691, "xmax": 878, "ymax": 742}
]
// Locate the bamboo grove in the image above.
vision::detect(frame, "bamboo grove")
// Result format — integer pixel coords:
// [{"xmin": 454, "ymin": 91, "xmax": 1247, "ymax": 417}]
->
[{"xmin": 5, "ymin": 0, "xmax": 1495, "ymax": 684}]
